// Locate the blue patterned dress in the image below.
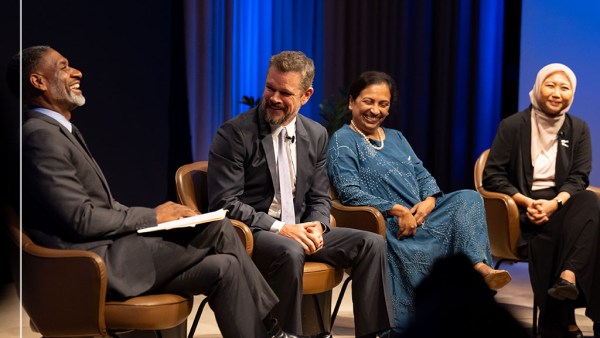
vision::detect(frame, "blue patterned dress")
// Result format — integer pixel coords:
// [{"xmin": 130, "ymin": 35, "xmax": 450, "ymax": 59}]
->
[{"xmin": 327, "ymin": 125, "xmax": 493, "ymax": 331}]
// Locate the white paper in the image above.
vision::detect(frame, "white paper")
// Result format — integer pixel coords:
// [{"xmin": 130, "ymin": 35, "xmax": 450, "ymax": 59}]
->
[{"xmin": 137, "ymin": 209, "xmax": 228, "ymax": 233}]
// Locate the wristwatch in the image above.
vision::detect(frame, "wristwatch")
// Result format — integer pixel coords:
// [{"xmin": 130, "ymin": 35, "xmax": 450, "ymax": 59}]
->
[{"xmin": 555, "ymin": 198, "xmax": 563, "ymax": 210}]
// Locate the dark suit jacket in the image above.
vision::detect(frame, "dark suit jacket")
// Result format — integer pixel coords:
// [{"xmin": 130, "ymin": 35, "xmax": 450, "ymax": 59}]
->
[
  {"xmin": 482, "ymin": 106, "xmax": 591, "ymax": 199},
  {"xmin": 207, "ymin": 105, "xmax": 331, "ymax": 231},
  {"xmin": 22, "ymin": 110, "xmax": 158, "ymax": 298}
]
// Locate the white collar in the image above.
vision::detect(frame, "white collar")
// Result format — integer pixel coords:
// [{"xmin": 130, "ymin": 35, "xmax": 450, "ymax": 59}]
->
[{"xmin": 31, "ymin": 107, "xmax": 73, "ymax": 132}]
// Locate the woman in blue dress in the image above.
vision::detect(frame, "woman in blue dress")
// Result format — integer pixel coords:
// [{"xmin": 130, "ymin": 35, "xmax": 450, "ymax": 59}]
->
[{"xmin": 326, "ymin": 71, "xmax": 512, "ymax": 332}]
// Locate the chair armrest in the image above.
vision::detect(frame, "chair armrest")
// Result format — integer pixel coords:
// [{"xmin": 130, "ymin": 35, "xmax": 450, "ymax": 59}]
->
[
  {"xmin": 477, "ymin": 188, "xmax": 522, "ymax": 261},
  {"xmin": 587, "ymin": 185, "xmax": 600, "ymax": 199},
  {"xmin": 19, "ymin": 238, "xmax": 109, "ymax": 337},
  {"xmin": 330, "ymin": 199, "xmax": 387, "ymax": 237},
  {"xmin": 231, "ymin": 219, "xmax": 254, "ymax": 256}
]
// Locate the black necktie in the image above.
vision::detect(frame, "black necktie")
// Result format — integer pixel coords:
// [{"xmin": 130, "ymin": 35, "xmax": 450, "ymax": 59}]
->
[
  {"xmin": 71, "ymin": 125, "xmax": 92, "ymax": 156},
  {"xmin": 71, "ymin": 124, "xmax": 112, "ymax": 199}
]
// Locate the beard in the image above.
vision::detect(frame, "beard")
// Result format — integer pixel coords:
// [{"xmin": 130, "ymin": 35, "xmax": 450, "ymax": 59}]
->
[
  {"xmin": 261, "ymin": 103, "xmax": 294, "ymax": 126},
  {"xmin": 52, "ymin": 79, "xmax": 86, "ymax": 110},
  {"xmin": 68, "ymin": 92, "xmax": 86, "ymax": 109},
  {"xmin": 72, "ymin": 91, "xmax": 86, "ymax": 106}
]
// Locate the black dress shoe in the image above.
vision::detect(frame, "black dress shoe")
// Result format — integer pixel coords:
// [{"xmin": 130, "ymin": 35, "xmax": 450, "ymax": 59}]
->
[
  {"xmin": 548, "ymin": 278, "xmax": 579, "ymax": 300},
  {"xmin": 266, "ymin": 323, "xmax": 314, "ymax": 338},
  {"xmin": 265, "ymin": 317, "xmax": 310, "ymax": 338},
  {"xmin": 312, "ymin": 333, "xmax": 332, "ymax": 338},
  {"xmin": 267, "ymin": 326, "xmax": 304, "ymax": 338}
]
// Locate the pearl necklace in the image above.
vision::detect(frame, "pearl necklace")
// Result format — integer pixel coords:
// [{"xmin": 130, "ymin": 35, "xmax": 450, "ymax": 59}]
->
[{"xmin": 350, "ymin": 120, "xmax": 384, "ymax": 150}]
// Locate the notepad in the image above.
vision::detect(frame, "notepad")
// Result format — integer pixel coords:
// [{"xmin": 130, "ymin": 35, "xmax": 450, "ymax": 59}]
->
[{"xmin": 137, "ymin": 209, "xmax": 228, "ymax": 233}]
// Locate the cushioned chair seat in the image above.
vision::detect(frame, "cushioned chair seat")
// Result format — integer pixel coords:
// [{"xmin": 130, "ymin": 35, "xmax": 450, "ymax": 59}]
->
[
  {"xmin": 105, "ymin": 294, "xmax": 193, "ymax": 330},
  {"xmin": 302, "ymin": 262, "xmax": 344, "ymax": 295}
]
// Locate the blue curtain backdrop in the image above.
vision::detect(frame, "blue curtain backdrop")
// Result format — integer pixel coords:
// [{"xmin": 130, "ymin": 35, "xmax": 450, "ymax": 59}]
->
[
  {"xmin": 452, "ymin": 0, "xmax": 505, "ymax": 186},
  {"xmin": 185, "ymin": 0, "xmax": 323, "ymax": 162},
  {"xmin": 184, "ymin": 0, "xmax": 505, "ymax": 191}
]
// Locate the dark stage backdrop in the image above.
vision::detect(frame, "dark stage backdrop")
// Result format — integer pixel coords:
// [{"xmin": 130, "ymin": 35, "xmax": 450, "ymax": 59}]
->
[
  {"xmin": 1, "ymin": 0, "xmax": 20, "ymax": 210},
  {"xmin": 0, "ymin": 0, "xmax": 20, "ymax": 285},
  {"xmin": 321, "ymin": 1, "xmax": 517, "ymax": 191},
  {"xmin": 19, "ymin": 0, "xmax": 192, "ymax": 207}
]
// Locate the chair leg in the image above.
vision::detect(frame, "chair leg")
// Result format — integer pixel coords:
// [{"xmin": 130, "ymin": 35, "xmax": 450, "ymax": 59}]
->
[
  {"xmin": 532, "ymin": 300, "xmax": 538, "ymax": 337},
  {"xmin": 330, "ymin": 275, "xmax": 352, "ymax": 328},
  {"xmin": 187, "ymin": 297, "xmax": 209, "ymax": 338},
  {"xmin": 494, "ymin": 258, "xmax": 510, "ymax": 270},
  {"xmin": 311, "ymin": 294, "xmax": 327, "ymax": 333}
]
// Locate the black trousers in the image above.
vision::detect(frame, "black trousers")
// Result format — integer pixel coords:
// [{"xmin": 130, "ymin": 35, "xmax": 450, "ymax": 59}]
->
[
  {"xmin": 144, "ymin": 218, "xmax": 279, "ymax": 338},
  {"xmin": 523, "ymin": 189, "xmax": 600, "ymax": 338},
  {"xmin": 252, "ymin": 226, "xmax": 393, "ymax": 336}
]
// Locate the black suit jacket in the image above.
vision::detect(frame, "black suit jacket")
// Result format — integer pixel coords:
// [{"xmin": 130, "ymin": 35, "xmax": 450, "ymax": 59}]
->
[
  {"xmin": 207, "ymin": 105, "xmax": 331, "ymax": 231},
  {"xmin": 22, "ymin": 110, "xmax": 158, "ymax": 298},
  {"xmin": 482, "ymin": 106, "xmax": 591, "ymax": 198}
]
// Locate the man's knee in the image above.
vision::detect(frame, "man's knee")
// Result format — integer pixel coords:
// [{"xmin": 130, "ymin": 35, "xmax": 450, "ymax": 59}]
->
[
  {"xmin": 212, "ymin": 217, "xmax": 234, "ymax": 231},
  {"xmin": 361, "ymin": 231, "xmax": 386, "ymax": 248},
  {"xmin": 255, "ymin": 234, "xmax": 306, "ymax": 269},
  {"xmin": 208, "ymin": 254, "xmax": 241, "ymax": 282},
  {"xmin": 278, "ymin": 244, "xmax": 306, "ymax": 270},
  {"xmin": 209, "ymin": 217, "xmax": 241, "ymax": 240}
]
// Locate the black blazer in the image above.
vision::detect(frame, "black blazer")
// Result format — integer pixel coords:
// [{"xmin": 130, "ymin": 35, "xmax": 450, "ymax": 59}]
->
[
  {"xmin": 207, "ymin": 105, "xmax": 331, "ymax": 231},
  {"xmin": 482, "ymin": 106, "xmax": 591, "ymax": 198},
  {"xmin": 22, "ymin": 110, "xmax": 158, "ymax": 298}
]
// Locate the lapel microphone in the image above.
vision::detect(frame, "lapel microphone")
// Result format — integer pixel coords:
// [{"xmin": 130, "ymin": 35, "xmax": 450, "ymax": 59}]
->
[{"xmin": 286, "ymin": 135, "xmax": 295, "ymax": 143}]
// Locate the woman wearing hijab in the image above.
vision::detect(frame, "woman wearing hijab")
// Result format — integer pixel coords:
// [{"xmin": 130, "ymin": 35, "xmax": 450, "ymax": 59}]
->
[{"xmin": 483, "ymin": 63, "xmax": 600, "ymax": 338}]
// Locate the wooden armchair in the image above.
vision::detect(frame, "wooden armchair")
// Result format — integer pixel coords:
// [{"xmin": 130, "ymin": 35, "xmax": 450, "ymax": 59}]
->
[
  {"xmin": 175, "ymin": 161, "xmax": 344, "ymax": 335},
  {"xmin": 3, "ymin": 206, "xmax": 193, "ymax": 338}
]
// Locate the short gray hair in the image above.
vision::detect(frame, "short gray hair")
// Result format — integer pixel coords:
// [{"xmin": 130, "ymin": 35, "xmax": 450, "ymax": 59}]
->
[{"xmin": 269, "ymin": 51, "xmax": 314, "ymax": 92}]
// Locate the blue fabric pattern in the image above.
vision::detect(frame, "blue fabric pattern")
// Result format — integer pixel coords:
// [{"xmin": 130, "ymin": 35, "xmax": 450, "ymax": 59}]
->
[{"xmin": 327, "ymin": 125, "xmax": 493, "ymax": 331}]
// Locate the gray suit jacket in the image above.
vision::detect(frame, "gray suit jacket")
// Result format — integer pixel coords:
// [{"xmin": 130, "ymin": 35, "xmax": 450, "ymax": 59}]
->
[
  {"xmin": 207, "ymin": 105, "xmax": 331, "ymax": 231},
  {"xmin": 22, "ymin": 110, "xmax": 157, "ymax": 298}
]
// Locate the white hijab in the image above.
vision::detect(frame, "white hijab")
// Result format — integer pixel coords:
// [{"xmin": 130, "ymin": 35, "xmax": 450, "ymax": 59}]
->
[
  {"xmin": 529, "ymin": 63, "xmax": 577, "ymax": 188},
  {"xmin": 529, "ymin": 63, "xmax": 577, "ymax": 115}
]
